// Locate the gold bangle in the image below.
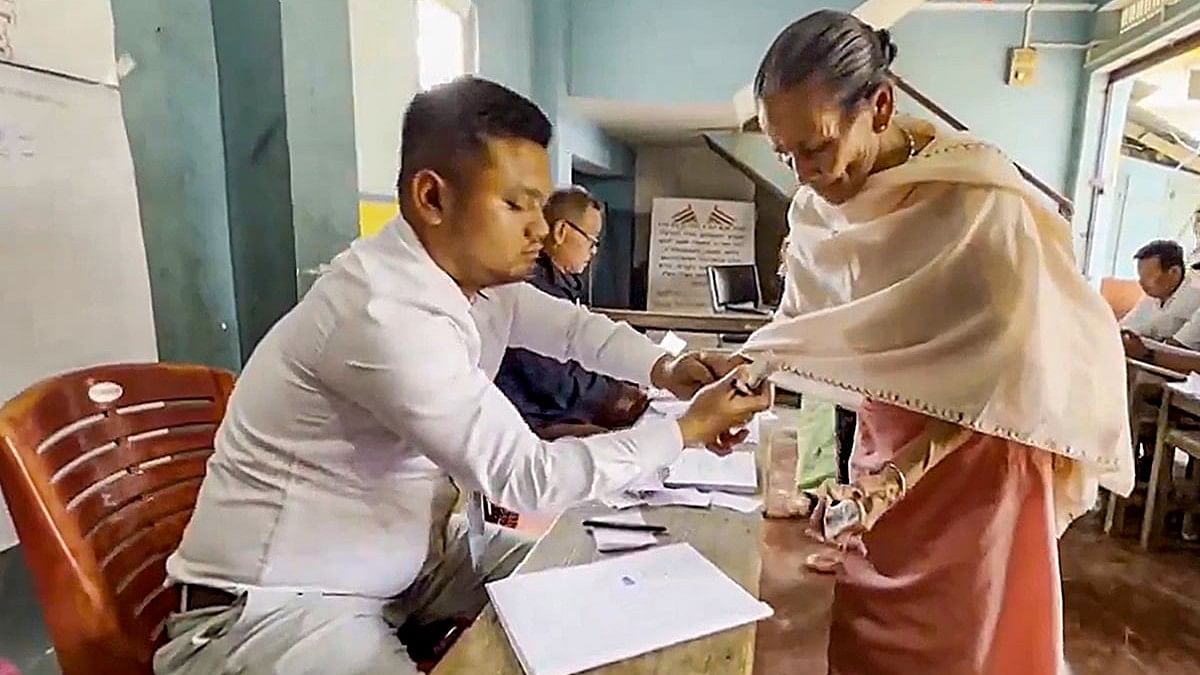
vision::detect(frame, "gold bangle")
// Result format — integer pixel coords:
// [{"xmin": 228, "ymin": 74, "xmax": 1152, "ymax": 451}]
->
[{"xmin": 882, "ymin": 461, "xmax": 907, "ymax": 496}]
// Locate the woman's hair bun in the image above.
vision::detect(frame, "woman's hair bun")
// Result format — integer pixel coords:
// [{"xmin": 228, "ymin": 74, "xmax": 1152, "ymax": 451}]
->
[{"xmin": 876, "ymin": 28, "xmax": 898, "ymax": 67}]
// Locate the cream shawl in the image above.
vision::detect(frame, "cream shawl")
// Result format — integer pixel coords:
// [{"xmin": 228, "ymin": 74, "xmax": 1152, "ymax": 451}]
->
[{"xmin": 741, "ymin": 131, "xmax": 1133, "ymax": 534}]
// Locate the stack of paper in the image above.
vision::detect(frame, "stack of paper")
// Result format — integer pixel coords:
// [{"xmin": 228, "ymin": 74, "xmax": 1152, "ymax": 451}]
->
[
  {"xmin": 585, "ymin": 511, "xmax": 660, "ymax": 553},
  {"xmin": 665, "ymin": 449, "xmax": 758, "ymax": 494},
  {"xmin": 487, "ymin": 544, "xmax": 773, "ymax": 675}
]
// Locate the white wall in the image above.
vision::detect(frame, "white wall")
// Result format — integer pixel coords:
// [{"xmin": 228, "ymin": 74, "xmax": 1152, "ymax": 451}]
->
[{"xmin": 0, "ymin": 65, "xmax": 158, "ymax": 551}]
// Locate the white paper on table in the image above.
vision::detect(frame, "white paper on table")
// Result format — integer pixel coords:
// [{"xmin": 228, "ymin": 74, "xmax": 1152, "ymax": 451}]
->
[
  {"xmin": 586, "ymin": 511, "xmax": 660, "ymax": 553},
  {"xmin": 487, "ymin": 543, "xmax": 773, "ymax": 675},
  {"xmin": 710, "ymin": 492, "xmax": 764, "ymax": 514},
  {"xmin": 642, "ymin": 487, "xmax": 712, "ymax": 508},
  {"xmin": 746, "ymin": 411, "xmax": 776, "ymax": 445},
  {"xmin": 664, "ymin": 449, "xmax": 758, "ymax": 494},
  {"xmin": 624, "ymin": 471, "xmax": 665, "ymax": 494},
  {"xmin": 658, "ymin": 331, "xmax": 688, "ymax": 356},
  {"xmin": 601, "ymin": 492, "xmax": 647, "ymax": 510},
  {"xmin": 1184, "ymin": 372, "xmax": 1200, "ymax": 396},
  {"xmin": 592, "ymin": 528, "xmax": 659, "ymax": 553}
]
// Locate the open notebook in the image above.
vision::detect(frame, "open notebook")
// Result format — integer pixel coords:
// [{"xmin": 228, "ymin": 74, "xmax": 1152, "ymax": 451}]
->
[
  {"xmin": 486, "ymin": 543, "xmax": 773, "ymax": 675},
  {"xmin": 664, "ymin": 448, "xmax": 758, "ymax": 494}
]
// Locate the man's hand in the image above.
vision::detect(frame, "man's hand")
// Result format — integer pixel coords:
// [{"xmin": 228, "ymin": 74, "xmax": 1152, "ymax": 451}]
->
[
  {"xmin": 694, "ymin": 352, "xmax": 750, "ymax": 379},
  {"xmin": 676, "ymin": 365, "xmax": 773, "ymax": 454},
  {"xmin": 650, "ymin": 353, "xmax": 719, "ymax": 399},
  {"xmin": 1123, "ymin": 330, "xmax": 1150, "ymax": 360}
]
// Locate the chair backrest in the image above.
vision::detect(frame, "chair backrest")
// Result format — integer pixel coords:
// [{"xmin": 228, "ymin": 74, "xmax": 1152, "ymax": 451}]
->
[
  {"xmin": 1100, "ymin": 277, "xmax": 1144, "ymax": 320},
  {"xmin": 0, "ymin": 363, "xmax": 234, "ymax": 675}
]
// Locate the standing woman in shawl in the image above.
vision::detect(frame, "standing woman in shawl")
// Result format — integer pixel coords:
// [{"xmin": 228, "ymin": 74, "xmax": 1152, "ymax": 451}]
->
[{"xmin": 725, "ymin": 11, "xmax": 1134, "ymax": 674}]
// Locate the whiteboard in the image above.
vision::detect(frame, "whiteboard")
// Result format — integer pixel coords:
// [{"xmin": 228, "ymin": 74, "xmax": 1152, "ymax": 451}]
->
[
  {"xmin": 0, "ymin": 0, "xmax": 119, "ymax": 84},
  {"xmin": 647, "ymin": 198, "xmax": 756, "ymax": 313},
  {"xmin": 0, "ymin": 63, "xmax": 157, "ymax": 549}
]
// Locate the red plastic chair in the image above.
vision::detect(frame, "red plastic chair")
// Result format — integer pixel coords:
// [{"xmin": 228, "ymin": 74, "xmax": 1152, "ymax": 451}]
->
[{"xmin": 0, "ymin": 363, "xmax": 234, "ymax": 675}]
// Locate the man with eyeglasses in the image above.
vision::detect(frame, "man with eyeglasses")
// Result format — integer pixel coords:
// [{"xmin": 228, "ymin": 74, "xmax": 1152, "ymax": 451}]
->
[{"xmin": 495, "ymin": 186, "xmax": 649, "ymax": 444}]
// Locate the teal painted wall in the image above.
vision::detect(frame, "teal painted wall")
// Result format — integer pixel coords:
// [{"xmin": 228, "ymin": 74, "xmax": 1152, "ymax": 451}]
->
[
  {"xmin": 566, "ymin": 1, "xmax": 1093, "ymax": 192},
  {"xmin": 891, "ymin": 12, "xmax": 1092, "ymax": 192},
  {"xmin": 111, "ymin": 0, "xmax": 241, "ymax": 371},
  {"xmin": 532, "ymin": 0, "xmax": 634, "ymax": 183},
  {"xmin": 568, "ymin": 0, "xmax": 858, "ymax": 105},
  {"xmin": 280, "ymin": 0, "xmax": 361, "ymax": 293},
  {"xmin": 210, "ymin": 0, "xmax": 299, "ymax": 355},
  {"xmin": 477, "ymin": 0, "xmax": 535, "ymax": 98},
  {"xmin": 113, "ymin": 0, "xmax": 360, "ymax": 368}
]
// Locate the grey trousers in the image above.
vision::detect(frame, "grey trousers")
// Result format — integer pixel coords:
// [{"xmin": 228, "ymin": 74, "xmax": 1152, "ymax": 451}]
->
[{"xmin": 153, "ymin": 516, "xmax": 533, "ymax": 675}]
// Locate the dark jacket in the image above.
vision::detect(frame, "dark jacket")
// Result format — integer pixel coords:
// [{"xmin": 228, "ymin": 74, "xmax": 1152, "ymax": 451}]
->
[{"xmin": 494, "ymin": 255, "xmax": 623, "ymax": 426}]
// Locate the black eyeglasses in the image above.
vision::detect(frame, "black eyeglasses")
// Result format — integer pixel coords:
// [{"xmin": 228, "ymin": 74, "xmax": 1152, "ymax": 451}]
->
[{"xmin": 563, "ymin": 220, "xmax": 600, "ymax": 253}]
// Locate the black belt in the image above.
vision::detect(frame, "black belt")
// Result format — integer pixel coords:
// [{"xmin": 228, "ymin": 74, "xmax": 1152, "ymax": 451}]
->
[{"xmin": 180, "ymin": 583, "xmax": 238, "ymax": 611}]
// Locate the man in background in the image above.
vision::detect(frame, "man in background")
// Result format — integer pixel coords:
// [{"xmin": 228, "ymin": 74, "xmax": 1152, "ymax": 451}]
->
[
  {"xmin": 1122, "ymin": 239, "xmax": 1200, "ymax": 357},
  {"xmin": 495, "ymin": 186, "xmax": 648, "ymax": 439}
]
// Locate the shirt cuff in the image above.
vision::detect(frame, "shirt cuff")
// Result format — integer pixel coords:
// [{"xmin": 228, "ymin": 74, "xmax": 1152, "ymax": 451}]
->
[{"xmin": 626, "ymin": 417, "xmax": 685, "ymax": 474}]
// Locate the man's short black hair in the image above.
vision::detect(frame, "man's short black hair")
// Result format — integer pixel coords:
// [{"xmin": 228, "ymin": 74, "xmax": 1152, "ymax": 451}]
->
[
  {"xmin": 1134, "ymin": 239, "xmax": 1185, "ymax": 273},
  {"xmin": 543, "ymin": 185, "xmax": 601, "ymax": 226},
  {"xmin": 397, "ymin": 76, "xmax": 552, "ymax": 195}
]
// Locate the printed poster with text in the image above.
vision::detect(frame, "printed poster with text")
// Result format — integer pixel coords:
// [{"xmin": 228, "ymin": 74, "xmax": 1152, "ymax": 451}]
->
[{"xmin": 647, "ymin": 198, "xmax": 756, "ymax": 313}]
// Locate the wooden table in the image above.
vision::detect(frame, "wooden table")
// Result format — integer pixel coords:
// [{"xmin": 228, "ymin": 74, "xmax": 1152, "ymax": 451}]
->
[
  {"xmin": 434, "ymin": 443, "xmax": 770, "ymax": 674},
  {"xmin": 1140, "ymin": 381, "xmax": 1200, "ymax": 550},
  {"xmin": 1105, "ymin": 358, "xmax": 1185, "ymax": 535},
  {"xmin": 593, "ymin": 309, "xmax": 770, "ymax": 335}
]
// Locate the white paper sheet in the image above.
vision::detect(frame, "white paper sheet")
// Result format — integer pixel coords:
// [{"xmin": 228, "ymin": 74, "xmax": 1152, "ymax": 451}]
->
[
  {"xmin": 664, "ymin": 449, "xmax": 758, "ymax": 494},
  {"xmin": 642, "ymin": 487, "xmax": 712, "ymax": 508},
  {"xmin": 709, "ymin": 492, "xmax": 764, "ymax": 514},
  {"xmin": 586, "ymin": 512, "xmax": 660, "ymax": 553},
  {"xmin": 600, "ymin": 492, "xmax": 647, "ymax": 510},
  {"xmin": 658, "ymin": 331, "xmax": 688, "ymax": 356},
  {"xmin": 487, "ymin": 543, "xmax": 773, "ymax": 675}
]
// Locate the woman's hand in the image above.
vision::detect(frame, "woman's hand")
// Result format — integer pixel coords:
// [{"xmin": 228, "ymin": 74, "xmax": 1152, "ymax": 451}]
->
[
  {"xmin": 676, "ymin": 365, "xmax": 773, "ymax": 453},
  {"xmin": 806, "ymin": 496, "xmax": 868, "ymax": 558}
]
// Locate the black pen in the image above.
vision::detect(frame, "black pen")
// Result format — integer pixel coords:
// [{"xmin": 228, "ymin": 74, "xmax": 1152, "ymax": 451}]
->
[{"xmin": 582, "ymin": 520, "xmax": 668, "ymax": 533}]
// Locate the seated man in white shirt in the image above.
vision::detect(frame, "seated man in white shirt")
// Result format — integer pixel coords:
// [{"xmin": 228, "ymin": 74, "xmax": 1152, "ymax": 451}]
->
[
  {"xmin": 153, "ymin": 76, "xmax": 769, "ymax": 675},
  {"xmin": 1121, "ymin": 239, "xmax": 1200, "ymax": 357}
]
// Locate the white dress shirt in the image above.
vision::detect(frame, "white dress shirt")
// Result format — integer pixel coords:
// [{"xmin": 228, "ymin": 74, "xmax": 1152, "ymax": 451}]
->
[
  {"xmin": 1120, "ymin": 276, "xmax": 1200, "ymax": 348},
  {"xmin": 167, "ymin": 217, "xmax": 680, "ymax": 599}
]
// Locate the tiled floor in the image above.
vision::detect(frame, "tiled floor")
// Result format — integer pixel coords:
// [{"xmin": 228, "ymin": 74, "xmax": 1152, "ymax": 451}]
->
[
  {"xmin": 753, "ymin": 513, "xmax": 1200, "ymax": 674},
  {"xmin": 3, "ymin": 514, "xmax": 1200, "ymax": 675},
  {"xmin": 0, "ymin": 548, "xmax": 58, "ymax": 675}
]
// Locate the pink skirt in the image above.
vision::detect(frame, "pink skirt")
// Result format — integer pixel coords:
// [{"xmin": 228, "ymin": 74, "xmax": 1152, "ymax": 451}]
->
[{"xmin": 829, "ymin": 401, "xmax": 1064, "ymax": 675}]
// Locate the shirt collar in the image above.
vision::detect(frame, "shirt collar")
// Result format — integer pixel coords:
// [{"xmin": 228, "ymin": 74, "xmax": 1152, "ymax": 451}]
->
[
  {"xmin": 1161, "ymin": 273, "xmax": 1195, "ymax": 308},
  {"xmin": 384, "ymin": 215, "xmax": 474, "ymax": 314},
  {"xmin": 536, "ymin": 253, "xmax": 583, "ymax": 294}
]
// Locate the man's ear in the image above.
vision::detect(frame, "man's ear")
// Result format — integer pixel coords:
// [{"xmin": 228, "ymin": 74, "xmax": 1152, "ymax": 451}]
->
[
  {"xmin": 408, "ymin": 168, "xmax": 453, "ymax": 226},
  {"xmin": 549, "ymin": 219, "xmax": 569, "ymax": 245}
]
